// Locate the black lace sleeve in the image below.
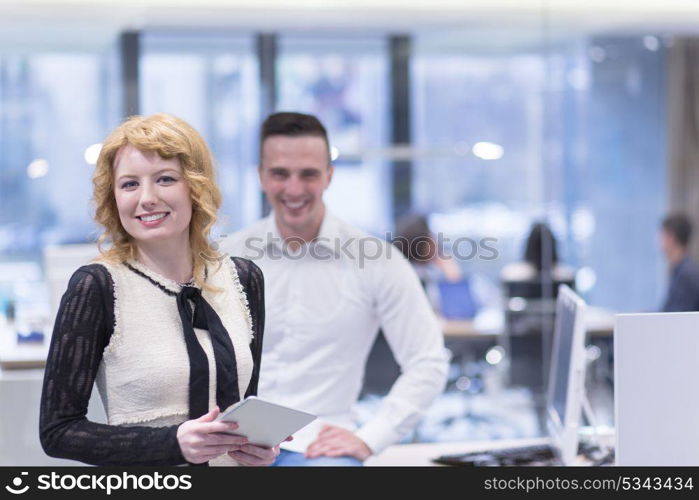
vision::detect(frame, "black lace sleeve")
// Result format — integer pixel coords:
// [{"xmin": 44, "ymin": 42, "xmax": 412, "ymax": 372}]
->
[
  {"xmin": 231, "ymin": 257, "xmax": 265, "ymax": 398},
  {"xmin": 39, "ymin": 264, "xmax": 186, "ymax": 466}
]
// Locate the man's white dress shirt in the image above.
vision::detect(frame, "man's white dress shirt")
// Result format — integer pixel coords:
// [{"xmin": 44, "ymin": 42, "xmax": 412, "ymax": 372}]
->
[{"xmin": 221, "ymin": 212, "xmax": 449, "ymax": 454}]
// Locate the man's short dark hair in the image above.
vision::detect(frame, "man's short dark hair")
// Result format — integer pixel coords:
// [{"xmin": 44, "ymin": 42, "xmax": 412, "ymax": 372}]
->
[
  {"xmin": 260, "ymin": 112, "xmax": 330, "ymax": 161},
  {"xmin": 662, "ymin": 213, "xmax": 692, "ymax": 247}
]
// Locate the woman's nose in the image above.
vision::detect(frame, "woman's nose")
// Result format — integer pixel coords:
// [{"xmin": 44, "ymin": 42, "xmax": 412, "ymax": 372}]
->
[{"xmin": 139, "ymin": 182, "xmax": 158, "ymax": 210}]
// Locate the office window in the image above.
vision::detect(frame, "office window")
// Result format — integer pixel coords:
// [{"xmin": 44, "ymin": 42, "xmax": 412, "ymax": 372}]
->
[
  {"xmin": 411, "ymin": 38, "xmax": 548, "ymax": 296},
  {"xmin": 545, "ymin": 36, "xmax": 666, "ymax": 311},
  {"xmin": 141, "ymin": 33, "xmax": 261, "ymax": 233},
  {"xmin": 277, "ymin": 36, "xmax": 391, "ymax": 235},
  {"xmin": 0, "ymin": 50, "xmax": 118, "ymax": 259},
  {"xmin": 411, "ymin": 35, "xmax": 666, "ymax": 311}
]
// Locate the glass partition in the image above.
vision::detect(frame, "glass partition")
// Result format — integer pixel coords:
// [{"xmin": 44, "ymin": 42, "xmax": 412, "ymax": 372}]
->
[
  {"xmin": 141, "ymin": 32, "xmax": 261, "ymax": 233},
  {"xmin": 0, "ymin": 49, "xmax": 119, "ymax": 260},
  {"xmin": 411, "ymin": 33, "xmax": 667, "ymax": 312},
  {"xmin": 277, "ymin": 36, "xmax": 391, "ymax": 235}
]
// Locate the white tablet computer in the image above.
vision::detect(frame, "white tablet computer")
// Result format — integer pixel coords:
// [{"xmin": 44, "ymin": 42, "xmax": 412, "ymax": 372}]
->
[{"xmin": 215, "ymin": 396, "xmax": 316, "ymax": 448}]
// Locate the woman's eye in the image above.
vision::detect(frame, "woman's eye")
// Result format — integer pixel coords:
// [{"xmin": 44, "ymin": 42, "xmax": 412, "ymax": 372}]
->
[
  {"xmin": 158, "ymin": 176, "xmax": 176, "ymax": 184},
  {"xmin": 121, "ymin": 181, "xmax": 138, "ymax": 189}
]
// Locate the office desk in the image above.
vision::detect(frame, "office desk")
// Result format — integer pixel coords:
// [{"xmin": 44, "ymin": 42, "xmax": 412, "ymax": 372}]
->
[
  {"xmin": 0, "ymin": 341, "xmax": 48, "ymax": 369},
  {"xmin": 440, "ymin": 307, "xmax": 504, "ymax": 339},
  {"xmin": 366, "ymin": 437, "xmax": 551, "ymax": 466},
  {"xmin": 365, "ymin": 431, "xmax": 616, "ymax": 466},
  {"xmin": 585, "ymin": 307, "xmax": 616, "ymax": 337},
  {"xmin": 0, "ymin": 316, "xmax": 49, "ymax": 369},
  {"xmin": 441, "ymin": 306, "xmax": 615, "ymax": 340},
  {"xmin": 0, "ymin": 366, "xmax": 106, "ymax": 465},
  {"xmin": 441, "ymin": 319, "xmax": 499, "ymax": 339}
]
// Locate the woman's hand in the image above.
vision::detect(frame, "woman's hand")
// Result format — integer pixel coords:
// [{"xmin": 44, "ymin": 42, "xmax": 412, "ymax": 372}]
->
[
  {"xmin": 176, "ymin": 407, "xmax": 248, "ymax": 464},
  {"xmin": 228, "ymin": 435, "xmax": 292, "ymax": 466},
  {"xmin": 227, "ymin": 444, "xmax": 280, "ymax": 466}
]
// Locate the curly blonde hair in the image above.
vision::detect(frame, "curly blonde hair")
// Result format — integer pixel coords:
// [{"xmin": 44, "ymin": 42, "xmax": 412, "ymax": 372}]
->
[{"xmin": 93, "ymin": 113, "xmax": 222, "ymax": 291}]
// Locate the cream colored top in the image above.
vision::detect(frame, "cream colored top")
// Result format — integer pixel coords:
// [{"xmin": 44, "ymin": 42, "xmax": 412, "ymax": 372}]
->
[{"xmin": 94, "ymin": 258, "xmax": 253, "ymax": 466}]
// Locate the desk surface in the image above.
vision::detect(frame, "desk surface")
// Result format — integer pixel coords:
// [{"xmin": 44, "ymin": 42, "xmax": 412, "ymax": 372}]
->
[
  {"xmin": 441, "ymin": 306, "xmax": 615, "ymax": 339},
  {"xmin": 367, "ymin": 425, "xmax": 616, "ymax": 466},
  {"xmin": 366, "ymin": 437, "xmax": 551, "ymax": 466},
  {"xmin": 0, "ymin": 316, "xmax": 49, "ymax": 369}
]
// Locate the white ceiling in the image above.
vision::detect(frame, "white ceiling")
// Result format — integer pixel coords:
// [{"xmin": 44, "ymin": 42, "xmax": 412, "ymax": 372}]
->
[{"xmin": 1, "ymin": 0, "xmax": 699, "ymax": 51}]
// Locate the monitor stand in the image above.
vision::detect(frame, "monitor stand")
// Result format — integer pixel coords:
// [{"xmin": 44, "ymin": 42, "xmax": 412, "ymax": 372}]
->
[{"xmin": 581, "ymin": 393, "xmax": 614, "ymax": 465}]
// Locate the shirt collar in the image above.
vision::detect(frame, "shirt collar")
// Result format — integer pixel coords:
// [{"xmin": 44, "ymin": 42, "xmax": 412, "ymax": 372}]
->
[
  {"xmin": 314, "ymin": 211, "xmax": 341, "ymax": 255},
  {"xmin": 262, "ymin": 214, "xmax": 284, "ymax": 251},
  {"xmin": 263, "ymin": 210, "xmax": 341, "ymax": 258}
]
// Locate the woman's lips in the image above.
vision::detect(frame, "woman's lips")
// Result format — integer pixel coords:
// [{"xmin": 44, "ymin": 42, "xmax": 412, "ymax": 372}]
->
[{"xmin": 136, "ymin": 212, "xmax": 169, "ymax": 227}]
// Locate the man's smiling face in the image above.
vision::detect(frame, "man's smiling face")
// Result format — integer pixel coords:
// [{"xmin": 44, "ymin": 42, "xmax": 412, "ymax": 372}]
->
[{"xmin": 259, "ymin": 135, "xmax": 333, "ymax": 240}]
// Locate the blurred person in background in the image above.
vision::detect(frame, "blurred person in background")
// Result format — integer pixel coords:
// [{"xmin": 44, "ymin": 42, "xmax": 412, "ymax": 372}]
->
[
  {"xmin": 221, "ymin": 112, "xmax": 449, "ymax": 466},
  {"xmin": 499, "ymin": 222, "xmax": 576, "ymax": 394},
  {"xmin": 392, "ymin": 213, "xmax": 461, "ymax": 311},
  {"xmin": 500, "ymin": 222, "xmax": 575, "ymax": 290},
  {"xmin": 39, "ymin": 113, "xmax": 280, "ymax": 466},
  {"xmin": 660, "ymin": 213, "xmax": 699, "ymax": 312}
]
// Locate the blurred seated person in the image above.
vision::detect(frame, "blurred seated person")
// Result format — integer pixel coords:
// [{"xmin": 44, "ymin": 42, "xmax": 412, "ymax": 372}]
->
[
  {"xmin": 393, "ymin": 214, "xmax": 462, "ymax": 312},
  {"xmin": 500, "ymin": 222, "xmax": 575, "ymax": 300},
  {"xmin": 500, "ymin": 222, "xmax": 575, "ymax": 394},
  {"xmin": 660, "ymin": 213, "xmax": 699, "ymax": 312}
]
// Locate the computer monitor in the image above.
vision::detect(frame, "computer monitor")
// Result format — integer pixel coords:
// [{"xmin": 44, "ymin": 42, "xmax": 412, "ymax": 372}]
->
[
  {"xmin": 546, "ymin": 284, "xmax": 588, "ymax": 466},
  {"xmin": 615, "ymin": 312, "xmax": 699, "ymax": 465},
  {"xmin": 432, "ymin": 284, "xmax": 590, "ymax": 466},
  {"xmin": 438, "ymin": 278, "xmax": 478, "ymax": 320}
]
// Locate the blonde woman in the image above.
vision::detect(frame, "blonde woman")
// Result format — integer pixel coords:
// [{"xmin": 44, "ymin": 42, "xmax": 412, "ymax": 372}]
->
[{"xmin": 40, "ymin": 113, "xmax": 278, "ymax": 466}]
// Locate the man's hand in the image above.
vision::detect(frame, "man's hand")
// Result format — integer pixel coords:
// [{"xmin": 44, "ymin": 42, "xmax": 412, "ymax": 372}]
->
[{"xmin": 305, "ymin": 425, "xmax": 372, "ymax": 461}]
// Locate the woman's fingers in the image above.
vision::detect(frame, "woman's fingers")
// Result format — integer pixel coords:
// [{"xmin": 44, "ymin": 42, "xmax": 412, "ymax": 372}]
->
[
  {"xmin": 241, "ymin": 444, "xmax": 276, "ymax": 460},
  {"xmin": 228, "ymin": 450, "xmax": 272, "ymax": 466},
  {"xmin": 195, "ymin": 406, "xmax": 220, "ymax": 422},
  {"xmin": 177, "ymin": 410, "xmax": 245, "ymax": 463},
  {"xmin": 198, "ymin": 421, "xmax": 239, "ymax": 435},
  {"xmin": 201, "ymin": 445, "xmax": 240, "ymax": 458},
  {"xmin": 202, "ymin": 433, "xmax": 248, "ymax": 447},
  {"xmin": 228, "ymin": 452, "xmax": 260, "ymax": 466},
  {"xmin": 228, "ymin": 444, "xmax": 278, "ymax": 466}
]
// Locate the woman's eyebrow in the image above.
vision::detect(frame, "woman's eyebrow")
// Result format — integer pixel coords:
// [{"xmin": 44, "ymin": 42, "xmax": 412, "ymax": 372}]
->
[
  {"xmin": 115, "ymin": 174, "xmax": 138, "ymax": 182},
  {"xmin": 116, "ymin": 168, "xmax": 179, "ymax": 181},
  {"xmin": 154, "ymin": 168, "xmax": 180, "ymax": 175}
]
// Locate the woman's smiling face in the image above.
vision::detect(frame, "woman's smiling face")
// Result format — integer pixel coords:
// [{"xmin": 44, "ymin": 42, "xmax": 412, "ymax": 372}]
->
[{"xmin": 113, "ymin": 144, "xmax": 192, "ymax": 248}]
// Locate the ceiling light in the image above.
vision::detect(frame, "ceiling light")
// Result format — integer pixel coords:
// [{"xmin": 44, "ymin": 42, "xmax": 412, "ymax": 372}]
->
[
  {"xmin": 472, "ymin": 142, "xmax": 503, "ymax": 160},
  {"xmin": 27, "ymin": 159, "xmax": 49, "ymax": 179},
  {"xmin": 84, "ymin": 143, "xmax": 102, "ymax": 165}
]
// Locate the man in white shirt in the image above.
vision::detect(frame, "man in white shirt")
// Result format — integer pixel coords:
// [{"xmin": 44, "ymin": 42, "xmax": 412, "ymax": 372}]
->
[{"xmin": 221, "ymin": 112, "xmax": 449, "ymax": 466}]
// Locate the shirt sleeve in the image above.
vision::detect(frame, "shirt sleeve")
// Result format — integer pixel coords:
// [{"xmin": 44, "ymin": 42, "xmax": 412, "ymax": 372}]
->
[
  {"xmin": 663, "ymin": 277, "xmax": 693, "ymax": 312},
  {"xmin": 354, "ymin": 249, "xmax": 450, "ymax": 455},
  {"xmin": 231, "ymin": 257, "xmax": 265, "ymax": 399},
  {"xmin": 39, "ymin": 264, "xmax": 186, "ymax": 465}
]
